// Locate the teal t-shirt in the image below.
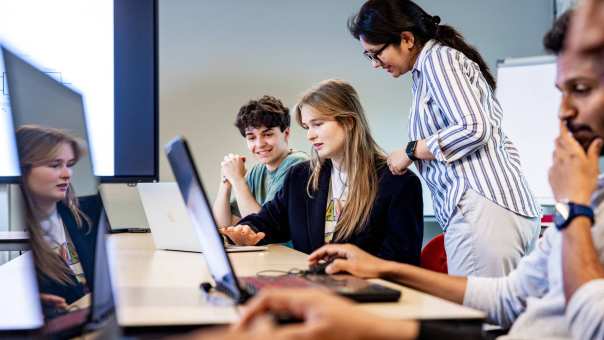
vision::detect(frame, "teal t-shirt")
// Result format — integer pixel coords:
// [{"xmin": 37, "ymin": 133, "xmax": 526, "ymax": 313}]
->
[{"xmin": 230, "ymin": 150, "xmax": 307, "ymax": 217}]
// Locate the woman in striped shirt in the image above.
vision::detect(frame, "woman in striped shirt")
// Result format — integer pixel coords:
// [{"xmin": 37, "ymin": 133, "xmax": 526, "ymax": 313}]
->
[{"xmin": 348, "ymin": 0, "xmax": 541, "ymax": 277}]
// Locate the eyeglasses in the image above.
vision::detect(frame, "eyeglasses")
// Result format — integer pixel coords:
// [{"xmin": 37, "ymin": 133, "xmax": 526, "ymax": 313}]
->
[{"xmin": 363, "ymin": 43, "xmax": 390, "ymax": 64}]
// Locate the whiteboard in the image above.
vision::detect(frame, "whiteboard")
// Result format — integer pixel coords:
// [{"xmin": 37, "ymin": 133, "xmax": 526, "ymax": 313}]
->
[{"xmin": 497, "ymin": 56, "xmax": 560, "ymax": 205}]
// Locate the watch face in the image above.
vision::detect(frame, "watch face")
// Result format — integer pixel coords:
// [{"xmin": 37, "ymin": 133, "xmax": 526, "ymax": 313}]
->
[
  {"xmin": 554, "ymin": 211, "xmax": 566, "ymax": 228},
  {"xmin": 554, "ymin": 202, "xmax": 570, "ymax": 229},
  {"xmin": 555, "ymin": 202, "xmax": 570, "ymax": 220}
]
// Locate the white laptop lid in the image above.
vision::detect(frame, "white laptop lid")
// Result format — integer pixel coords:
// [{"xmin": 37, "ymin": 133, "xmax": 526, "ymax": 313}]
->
[
  {"xmin": 138, "ymin": 182, "xmax": 267, "ymax": 253},
  {"xmin": 138, "ymin": 182, "xmax": 202, "ymax": 252},
  {"xmin": 0, "ymin": 252, "xmax": 43, "ymax": 331}
]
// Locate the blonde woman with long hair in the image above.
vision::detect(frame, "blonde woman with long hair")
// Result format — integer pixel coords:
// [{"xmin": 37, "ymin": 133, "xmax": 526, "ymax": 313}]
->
[
  {"xmin": 222, "ymin": 79, "xmax": 423, "ymax": 264},
  {"xmin": 16, "ymin": 125, "xmax": 103, "ymax": 315}
]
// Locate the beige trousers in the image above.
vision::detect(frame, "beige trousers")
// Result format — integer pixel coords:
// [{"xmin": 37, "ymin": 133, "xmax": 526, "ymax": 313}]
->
[{"xmin": 444, "ymin": 189, "xmax": 541, "ymax": 277}]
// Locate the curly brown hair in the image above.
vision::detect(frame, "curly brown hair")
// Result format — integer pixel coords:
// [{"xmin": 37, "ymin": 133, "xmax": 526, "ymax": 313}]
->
[{"xmin": 235, "ymin": 95, "xmax": 290, "ymax": 137}]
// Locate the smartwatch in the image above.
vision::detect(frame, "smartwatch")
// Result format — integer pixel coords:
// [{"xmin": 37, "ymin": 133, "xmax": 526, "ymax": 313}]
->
[
  {"xmin": 554, "ymin": 200, "xmax": 594, "ymax": 231},
  {"xmin": 406, "ymin": 140, "xmax": 419, "ymax": 162}
]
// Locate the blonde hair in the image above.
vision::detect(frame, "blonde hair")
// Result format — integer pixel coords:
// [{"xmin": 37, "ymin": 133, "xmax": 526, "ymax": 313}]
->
[
  {"xmin": 16, "ymin": 125, "xmax": 90, "ymax": 285},
  {"xmin": 294, "ymin": 79, "xmax": 386, "ymax": 241}
]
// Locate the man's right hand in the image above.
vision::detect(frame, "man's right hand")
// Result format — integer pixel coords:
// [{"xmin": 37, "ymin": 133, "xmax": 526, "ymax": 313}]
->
[
  {"xmin": 221, "ymin": 154, "xmax": 246, "ymax": 185},
  {"xmin": 308, "ymin": 244, "xmax": 390, "ymax": 278},
  {"xmin": 220, "ymin": 224, "xmax": 265, "ymax": 246}
]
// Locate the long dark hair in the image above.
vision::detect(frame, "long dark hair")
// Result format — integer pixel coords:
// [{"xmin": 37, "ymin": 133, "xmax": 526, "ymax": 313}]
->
[{"xmin": 348, "ymin": 0, "xmax": 497, "ymax": 90}]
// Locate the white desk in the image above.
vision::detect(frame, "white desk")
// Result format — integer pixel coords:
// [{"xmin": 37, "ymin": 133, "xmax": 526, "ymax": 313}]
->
[{"xmin": 107, "ymin": 234, "xmax": 485, "ymax": 328}]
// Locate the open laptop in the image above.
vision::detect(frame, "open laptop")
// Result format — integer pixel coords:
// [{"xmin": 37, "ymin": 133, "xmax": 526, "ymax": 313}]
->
[
  {"xmin": 3, "ymin": 44, "xmax": 119, "ymax": 338},
  {"xmin": 138, "ymin": 182, "xmax": 267, "ymax": 253},
  {"xmin": 164, "ymin": 136, "xmax": 401, "ymax": 303},
  {"xmin": 0, "ymin": 252, "xmax": 43, "ymax": 337}
]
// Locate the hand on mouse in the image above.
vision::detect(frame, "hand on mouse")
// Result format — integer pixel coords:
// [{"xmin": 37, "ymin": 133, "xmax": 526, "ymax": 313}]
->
[
  {"xmin": 307, "ymin": 244, "xmax": 391, "ymax": 278},
  {"xmin": 306, "ymin": 260, "xmax": 330, "ymax": 275}
]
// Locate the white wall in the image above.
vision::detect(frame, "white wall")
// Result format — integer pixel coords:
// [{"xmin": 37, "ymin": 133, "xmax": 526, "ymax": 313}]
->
[{"xmin": 556, "ymin": 0, "xmax": 579, "ymax": 16}]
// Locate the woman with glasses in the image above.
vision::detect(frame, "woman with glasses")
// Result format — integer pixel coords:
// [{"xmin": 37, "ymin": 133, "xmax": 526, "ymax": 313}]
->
[
  {"xmin": 221, "ymin": 79, "xmax": 423, "ymax": 265},
  {"xmin": 349, "ymin": 0, "xmax": 541, "ymax": 277}
]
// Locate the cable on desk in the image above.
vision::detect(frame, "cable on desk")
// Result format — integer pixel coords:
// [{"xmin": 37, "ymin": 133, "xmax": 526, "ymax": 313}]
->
[{"xmin": 255, "ymin": 268, "xmax": 305, "ymax": 278}]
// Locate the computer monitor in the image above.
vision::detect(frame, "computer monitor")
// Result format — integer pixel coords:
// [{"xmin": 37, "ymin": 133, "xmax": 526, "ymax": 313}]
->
[
  {"xmin": 3, "ymin": 44, "xmax": 117, "ymax": 337},
  {"xmin": 2, "ymin": 46, "xmax": 97, "ymax": 196},
  {"xmin": 165, "ymin": 137, "xmax": 245, "ymax": 302},
  {"xmin": 0, "ymin": 0, "xmax": 159, "ymax": 183}
]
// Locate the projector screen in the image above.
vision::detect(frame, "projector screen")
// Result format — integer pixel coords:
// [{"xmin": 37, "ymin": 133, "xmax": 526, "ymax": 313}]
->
[
  {"xmin": 496, "ymin": 56, "xmax": 560, "ymax": 205},
  {"xmin": 0, "ymin": 0, "xmax": 158, "ymax": 183}
]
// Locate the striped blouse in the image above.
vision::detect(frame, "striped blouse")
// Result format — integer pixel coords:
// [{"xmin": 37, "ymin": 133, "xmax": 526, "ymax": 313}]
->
[{"xmin": 408, "ymin": 40, "xmax": 541, "ymax": 229}]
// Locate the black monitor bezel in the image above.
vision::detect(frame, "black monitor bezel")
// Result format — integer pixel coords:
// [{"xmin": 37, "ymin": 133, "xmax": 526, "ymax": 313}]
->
[
  {"xmin": 3, "ymin": 44, "xmax": 117, "ymax": 336},
  {"xmin": 103, "ymin": 0, "xmax": 158, "ymax": 183}
]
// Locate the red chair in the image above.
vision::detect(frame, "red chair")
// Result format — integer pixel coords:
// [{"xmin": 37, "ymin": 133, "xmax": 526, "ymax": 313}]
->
[{"xmin": 420, "ymin": 234, "xmax": 448, "ymax": 273}]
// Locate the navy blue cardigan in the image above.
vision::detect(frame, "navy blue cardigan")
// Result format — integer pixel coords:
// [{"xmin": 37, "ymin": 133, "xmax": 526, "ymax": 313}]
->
[
  {"xmin": 239, "ymin": 160, "xmax": 423, "ymax": 265},
  {"xmin": 37, "ymin": 195, "xmax": 103, "ymax": 305}
]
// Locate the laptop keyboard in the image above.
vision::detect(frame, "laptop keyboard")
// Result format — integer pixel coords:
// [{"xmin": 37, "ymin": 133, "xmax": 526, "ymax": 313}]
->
[
  {"xmin": 241, "ymin": 275, "xmax": 317, "ymax": 295},
  {"xmin": 240, "ymin": 274, "xmax": 402, "ymax": 302}
]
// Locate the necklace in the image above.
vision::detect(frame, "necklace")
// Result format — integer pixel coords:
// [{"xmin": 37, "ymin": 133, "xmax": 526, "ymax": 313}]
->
[{"xmin": 331, "ymin": 165, "xmax": 348, "ymax": 202}]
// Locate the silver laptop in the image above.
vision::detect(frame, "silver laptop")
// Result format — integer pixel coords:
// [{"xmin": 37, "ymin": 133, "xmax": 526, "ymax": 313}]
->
[{"xmin": 138, "ymin": 182, "xmax": 267, "ymax": 253}]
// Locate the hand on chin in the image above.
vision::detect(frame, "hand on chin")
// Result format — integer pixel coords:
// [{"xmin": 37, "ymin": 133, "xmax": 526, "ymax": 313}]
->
[{"xmin": 572, "ymin": 130, "xmax": 602, "ymax": 154}]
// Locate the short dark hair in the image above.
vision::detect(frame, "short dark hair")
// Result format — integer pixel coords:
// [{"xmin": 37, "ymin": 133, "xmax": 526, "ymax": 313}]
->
[
  {"xmin": 234, "ymin": 95, "xmax": 290, "ymax": 137},
  {"xmin": 543, "ymin": 10, "xmax": 574, "ymax": 55}
]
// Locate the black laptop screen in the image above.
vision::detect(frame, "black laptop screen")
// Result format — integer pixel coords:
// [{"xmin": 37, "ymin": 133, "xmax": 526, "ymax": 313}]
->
[
  {"xmin": 3, "ymin": 45, "xmax": 116, "ymax": 335},
  {"xmin": 164, "ymin": 137, "xmax": 242, "ymax": 301}
]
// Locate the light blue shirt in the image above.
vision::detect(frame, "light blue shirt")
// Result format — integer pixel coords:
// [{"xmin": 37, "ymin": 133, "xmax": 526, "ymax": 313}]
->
[
  {"xmin": 409, "ymin": 40, "xmax": 541, "ymax": 229},
  {"xmin": 463, "ymin": 176, "xmax": 604, "ymax": 339}
]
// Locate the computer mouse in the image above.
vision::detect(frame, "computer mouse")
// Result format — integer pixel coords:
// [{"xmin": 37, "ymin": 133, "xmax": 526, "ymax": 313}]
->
[
  {"xmin": 306, "ymin": 257, "xmax": 336, "ymax": 275},
  {"xmin": 270, "ymin": 312, "xmax": 304, "ymax": 324}
]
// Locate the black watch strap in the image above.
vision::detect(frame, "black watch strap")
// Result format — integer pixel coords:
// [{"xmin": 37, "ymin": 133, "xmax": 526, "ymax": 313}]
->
[
  {"xmin": 406, "ymin": 140, "xmax": 419, "ymax": 161},
  {"xmin": 554, "ymin": 202, "xmax": 595, "ymax": 231}
]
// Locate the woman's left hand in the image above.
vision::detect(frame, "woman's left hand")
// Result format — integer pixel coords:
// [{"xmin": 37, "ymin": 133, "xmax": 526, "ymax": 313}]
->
[
  {"xmin": 387, "ymin": 149, "xmax": 413, "ymax": 175},
  {"xmin": 220, "ymin": 224, "xmax": 265, "ymax": 246}
]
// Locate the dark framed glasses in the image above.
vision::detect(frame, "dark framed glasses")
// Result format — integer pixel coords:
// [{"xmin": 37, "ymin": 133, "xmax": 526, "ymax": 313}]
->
[{"xmin": 363, "ymin": 43, "xmax": 391, "ymax": 64}]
